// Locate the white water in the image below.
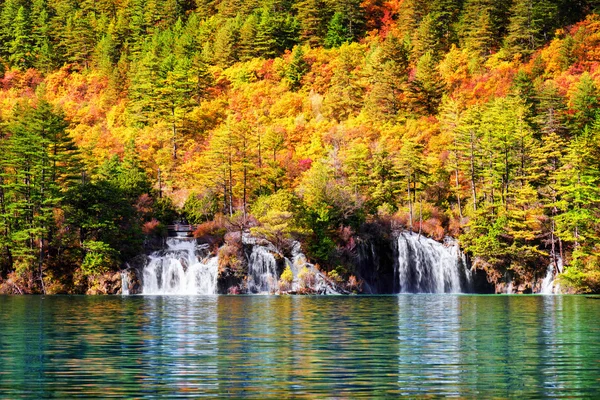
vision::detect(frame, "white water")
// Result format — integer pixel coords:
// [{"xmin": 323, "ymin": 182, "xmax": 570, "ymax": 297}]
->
[
  {"xmin": 506, "ymin": 278, "xmax": 514, "ymax": 294},
  {"xmin": 540, "ymin": 259, "xmax": 562, "ymax": 295},
  {"xmin": 142, "ymin": 238, "xmax": 218, "ymax": 295},
  {"xmin": 247, "ymin": 246, "xmax": 279, "ymax": 293},
  {"xmin": 396, "ymin": 232, "xmax": 472, "ymax": 294},
  {"xmin": 121, "ymin": 271, "xmax": 130, "ymax": 295},
  {"xmin": 287, "ymin": 241, "xmax": 343, "ymax": 294}
]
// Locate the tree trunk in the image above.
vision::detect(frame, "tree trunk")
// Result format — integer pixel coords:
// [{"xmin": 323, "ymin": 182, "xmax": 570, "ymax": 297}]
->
[
  {"xmin": 39, "ymin": 233, "xmax": 45, "ymax": 295},
  {"xmin": 418, "ymin": 194, "xmax": 423, "ymax": 236},
  {"xmin": 469, "ymin": 130, "xmax": 477, "ymax": 212},
  {"xmin": 407, "ymin": 177, "xmax": 413, "ymax": 230},
  {"xmin": 172, "ymin": 107, "xmax": 177, "ymax": 160}
]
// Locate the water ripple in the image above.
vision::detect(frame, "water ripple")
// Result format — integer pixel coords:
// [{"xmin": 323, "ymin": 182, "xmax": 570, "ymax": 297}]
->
[{"xmin": 0, "ymin": 295, "xmax": 599, "ymax": 398}]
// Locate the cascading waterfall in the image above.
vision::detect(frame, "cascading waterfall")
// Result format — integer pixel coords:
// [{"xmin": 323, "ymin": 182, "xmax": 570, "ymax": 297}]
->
[
  {"xmin": 540, "ymin": 259, "xmax": 562, "ymax": 295},
  {"xmin": 142, "ymin": 238, "xmax": 218, "ymax": 295},
  {"xmin": 287, "ymin": 241, "xmax": 346, "ymax": 294},
  {"xmin": 247, "ymin": 246, "xmax": 279, "ymax": 294},
  {"xmin": 121, "ymin": 271, "xmax": 130, "ymax": 295},
  {"xmin": 506, "ymin": 279, "xmax": 514, "ymax": 294},
  {"xmin": 395, "ymin": 232, "xmax": 472, "ymax": 294}
]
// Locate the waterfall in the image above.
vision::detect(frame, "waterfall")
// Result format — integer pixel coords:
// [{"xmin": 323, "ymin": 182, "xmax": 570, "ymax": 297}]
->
[
  {"xmin": 506, "ymin": 279, "xmax": 514, "ymax": 294},
  {"xmin": 121, "ymin": 271, "xmax": 130, "ymax": 295},
  {"xmin": 288, "ymin": 241, "xmax": 347, "ymax": 294},
  {"xmin": 395, "ymin": 232, "xmax": 472, "ymax": 294},
  {"xmin": 247, "ymin": 246, "xmax": 279, "ymax": 294},
  {"xmin": 141, "ymin": 238, "xmax": 218, "ymax": 295},
  {"xmin": 540, "ymin": 259, "xmax": 562, "ymax": 295}
]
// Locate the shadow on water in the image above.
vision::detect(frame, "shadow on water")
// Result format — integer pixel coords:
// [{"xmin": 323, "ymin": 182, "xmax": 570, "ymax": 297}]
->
[{"xmin": 0, "ymin": 295, "xmax": 599, "ymax": 398}]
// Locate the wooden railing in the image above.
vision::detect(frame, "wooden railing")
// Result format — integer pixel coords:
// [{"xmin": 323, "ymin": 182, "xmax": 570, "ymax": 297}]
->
[{"xmin": 166, "ymin": 225, "xmax": 196, "ymax": 232}]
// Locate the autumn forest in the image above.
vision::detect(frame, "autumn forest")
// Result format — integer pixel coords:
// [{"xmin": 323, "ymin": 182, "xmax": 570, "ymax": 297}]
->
[{"xmin": 1, "ymin": 0, "xmax": 600, "ymax": 294}]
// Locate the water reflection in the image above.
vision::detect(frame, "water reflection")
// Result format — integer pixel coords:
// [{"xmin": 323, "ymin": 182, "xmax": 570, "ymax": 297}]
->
[{"xmin": 0, "ymin": 295, "xmax": 598, "ymax": 398}]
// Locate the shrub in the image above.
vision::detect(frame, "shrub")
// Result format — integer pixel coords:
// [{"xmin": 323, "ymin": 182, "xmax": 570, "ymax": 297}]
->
[
  {"xmin": 217, "ymin": 239, "xmax": 245, "ymax": 278},
  {"xmin": 327, "ymin": 269, "xmax": 344, "ymax": 284},
  {"xmin": 298, "ymin": 266, "xmax": 316, "ymax": 289},
  {"xmin": 81, "ymin": 241, "xmax": 116, "ymax": 276},
  {"xmin": 346, "ymin": 275, "xmax": 361, "ymax": 292},
  {"xmin": 279, "ymin": 265, "xmax": 294, "ymax": 291},
  {"xmin": 194, "ymin": 214, "xmax": 228, "ymax": 248}
]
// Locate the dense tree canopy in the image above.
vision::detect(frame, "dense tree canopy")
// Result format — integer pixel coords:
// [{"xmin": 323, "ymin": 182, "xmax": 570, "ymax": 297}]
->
[{"xmin": 1, "ymin": 0, "xmax": 600, "ymax": 293}]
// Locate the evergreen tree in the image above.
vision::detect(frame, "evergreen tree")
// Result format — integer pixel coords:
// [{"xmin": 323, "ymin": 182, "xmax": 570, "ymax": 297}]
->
[
  {"xmin": 295, "ymin": 0, "xmax": 327, "ymax": 47},
  {"xmin": 570, "ymin": 72, "xmax": 599, "ymax": 133},
  {"xmin": 0, "ymin": 0, "xmax": 23, "ymax": 59},
  {"xmin": 365, "ymin": 33, "xmax": 410, "ymax": 121},
  {"xmin": 286, "ymin": 45, "xmax": 308, "ymax": 90},
  {"xmin": 324, "ymin": 12, "xmax": 351, "ymax": 49},
  {"xmin": 395, "ymin": 0, "xmax": 429, "ymax": 39},
  {"xmin": 129, "ymin": 38, "xmax": 162, "ymax": 125},
  {"xmin": 325, "ymin": 0, "xmax": 364, "ymax": 40},
  {"xmin": 1, "ymin": 100, "xmax": 76, "ymax": 292},
  {"xmin": 212, "ymin": 18, "xmax": 239, "ymax": 67},
  {"xmin": 505, "ymin": 0, "xmax": 537, "ymax": 57},
  {"xmin": 156, "ymin": 54, "xmax": 196, "ymax": 159},
  {"xmin": 458, "ymin": 0, "xmax": 511, "ymax": 56},
  {"xmin": 397, "ymin": 138, "xmax": 427, "ymax": 229},
  {"xmin": 408, "ymin": 51, "xmax": 445, "ymax": 115},
  {"xmin": 93, "ymin": 34, "xmax": 117, "ymax": 75},
  {"xmin": 555, "ymin": 127, "xmax": 600, "ymax": 260},
  {"xmin": 30, "ymin": 0, "xmax": 54, "ymax": 71},
  {"xmin": 323, "ymin": 43, "xmax": 365, "ymax": 121},
  {"xmin": 254, "ymin": 8, "xmax": 278, "ymax": 58},
  {"xmin": 367, "ymin": 144, "xmax": 402, "ymax": 213},
  {"xmin": 61, "ymin": 10, "xmax": 96, "ymax": 67},
  {"xmin": 8, "ymin": 6, "xmax": 33, "ymax": 69},
  {"xmin": 238, "ymin": 14, "xmax": 259, "ymax": 61}
]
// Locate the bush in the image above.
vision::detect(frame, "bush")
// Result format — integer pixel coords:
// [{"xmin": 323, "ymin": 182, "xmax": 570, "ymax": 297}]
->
[
  {"xmin": 217, "ymin": 238, "xmax": 244, "ymax": 278},
  {"xmin": 193, "ymin": 214, "xmax": 228, "ymax": 248},
  {"xmin": 279, "ymin": 265, "xmax": 294, "ymax": 291},
  {"xmin": 327, "ymin": 269, "xmax": 344, "ymax": 284},
  {"xmin": 81, "ymin": 241, "xmax": 116, "ymax": 276},
  {"xmin": 346, "ymin": 275, "xmax": 361, "ymax": 292},
  {"xmin": 560, "ymin": 263, "xmax": 600, "ymax": 294},
  {"xmin": 298, "ymin": 266, "xmax": 316, "ymax": 289}
]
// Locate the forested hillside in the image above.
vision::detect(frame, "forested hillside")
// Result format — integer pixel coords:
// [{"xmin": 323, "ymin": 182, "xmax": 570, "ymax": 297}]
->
[{"xmin": 1, "ymin": 0, "xmax": 599, "ymax": 293}]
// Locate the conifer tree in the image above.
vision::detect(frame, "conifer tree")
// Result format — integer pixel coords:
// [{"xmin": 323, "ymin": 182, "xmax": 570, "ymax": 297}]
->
[
  {"xmin": 397, "ymin": 138, "xmax": 427, "ymax": 229},
  {"xmin": 212, "ymin": 18, "xmax": 239, "ymax": 67},
  {"xmin": 555, "ymin": 128, "xmax": 600, "ymax": 259},
  {"xmin": 505, "ymin": 0, "xmax": 537, "ymax": 57},
  {"xmin": 365, "ymin": 33, "xmax": 409, "ymax": 121},
  {"xmin": 458, "ymin": 0, "xmax": 511, "ymax": 56},
  {"xmin": 570, "ymin": 72, "xmax": 599, "ymax": 132},
  {"xmin": 323, "ymin": 43, "xmax": 365, "ymax": 121},
  {"xmin": 30, "ymin": 0, "xmax": 54, "ymax": 71},
  {"xmin": 8, "ymin": 6, "xmax": 33, "ymax": 69},
  {"xmin": 324, "ymin": 12, "xmax": 351, "ymax": 49},
  {"xmin": 238, "ymin": 14, "xmax": 259, "ymax": 61},
  {"xmin": 295, "ymin": 0, "xmax": 327, "ymax": 47},
  {"xmin": 61, "ymin": 10, "xmax": 96, "ymax": 67},
  {"xmin": 254, "ymin": 8, "xmax": 278, "ymax": 58},
  {"xmin": 286, "ymin": 45, "xmax": 308, "ymax": 90},
  {"xmin": 408, "ymin": 51, "xmax": 445, "ymax": 115},
  {"xmin": 1, "ymin": 100, "xmax": 75, "ymax": 292},
  {"xmin": 326, "ymin": 0, "xmax": 364, "ymax": 40},
  {"xmin": 0, "ymin": 0, "xmax": 23, "ymax": 58},
  {"xmin": 156, "ymin": 54, "xmax": 196, "ymax": 159},
  {"xmin": 129, "ymin": 38, "xmax": 161, "ymax": 126}
]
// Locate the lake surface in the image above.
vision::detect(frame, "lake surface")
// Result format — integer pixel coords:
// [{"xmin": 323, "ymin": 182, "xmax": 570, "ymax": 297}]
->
[{"xmin": 0, "ymin": 295, "xmax": 599, "ymax": 398}]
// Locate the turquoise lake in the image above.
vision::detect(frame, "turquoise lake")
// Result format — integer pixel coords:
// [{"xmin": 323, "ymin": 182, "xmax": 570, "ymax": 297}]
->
[{"xmin": 0, "ymin": 295, "xmax": 599, "ymax": 398}]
